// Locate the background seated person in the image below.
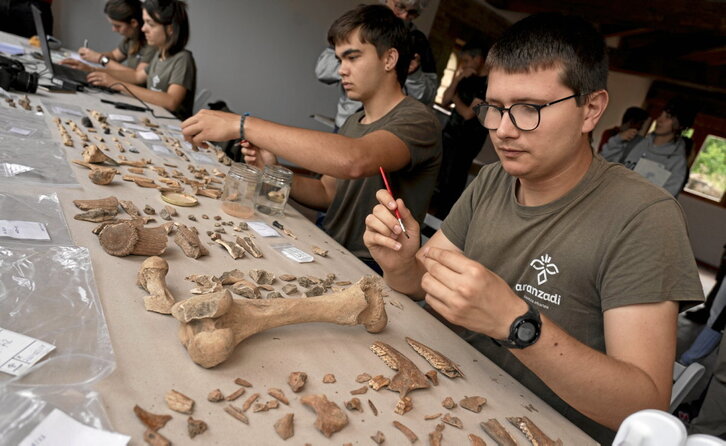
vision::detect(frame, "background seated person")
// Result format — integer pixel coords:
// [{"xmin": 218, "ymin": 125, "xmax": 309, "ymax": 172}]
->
[{"xmin": 596, "ymin": 106, "xmax": 648, "ymax": 152}]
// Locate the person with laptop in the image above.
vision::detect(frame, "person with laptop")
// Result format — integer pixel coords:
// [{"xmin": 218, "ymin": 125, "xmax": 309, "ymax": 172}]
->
[
  {"xmin": 60, "ymin": 0, "xmax": 154, "ymax": 83},
  {"xmin": 85, "ymin": 0, "xmax": 196, "ymax": 119}
]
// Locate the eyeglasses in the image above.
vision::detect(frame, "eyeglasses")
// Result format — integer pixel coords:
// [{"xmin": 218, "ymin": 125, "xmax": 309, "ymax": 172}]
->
[
  {"xmin": 473, "ymin": 93, "xmax": 584, "ymax": 132},
  {"xmin": 392, "ymin": 1, "xmax": 421, "ymax": 18}
]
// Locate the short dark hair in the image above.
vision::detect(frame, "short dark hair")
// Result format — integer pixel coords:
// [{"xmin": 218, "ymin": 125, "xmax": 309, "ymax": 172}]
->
[
  {"xmin": 486, "ymin": 13, "xmax": 608, "ymax": 106},
  {"xmin": 621, "ymin": 107, "xmax": 649, "ymax": 126},
  {"xmin": 104, "ymin": 0, "xmax": 145, "ymax": 54},
  {"xmin": 461, "ymin": 40, "xmax": 486, "ymax": 59},
  {"xmin": 665, "ymin": 97, "xmax": 698, "ymax": 130},
  {"xmin": 328, "ymin": 4, "xmax": 411, "ymax": 86},
  {"xmin": 143, "ymin": 0, "xmax": 189, "ymax": 56}
]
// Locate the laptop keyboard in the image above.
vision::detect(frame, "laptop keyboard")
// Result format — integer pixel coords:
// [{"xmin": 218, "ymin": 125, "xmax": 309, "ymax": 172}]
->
[{"xmin": 53, "ymin": 63, "xmax": 88, "ymax": 84}]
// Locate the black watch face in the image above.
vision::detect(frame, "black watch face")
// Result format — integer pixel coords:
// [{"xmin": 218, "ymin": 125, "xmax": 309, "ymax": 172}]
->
[{"xmin": 517, "ymin": 321, "xmax": 537, "ymax": 343}]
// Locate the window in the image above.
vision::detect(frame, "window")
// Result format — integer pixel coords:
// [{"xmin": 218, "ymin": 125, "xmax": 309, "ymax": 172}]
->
[
  {"xmin": 684, "ymin": 134, "xmax": 726, "ymax": 202},
  {"xmin": 434, "ymin": 52, "xmax": 458, "ymax": 106}
]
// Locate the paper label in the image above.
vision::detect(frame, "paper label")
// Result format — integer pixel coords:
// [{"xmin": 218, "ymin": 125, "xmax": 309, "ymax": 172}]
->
[
  {"xmin": 0, "ymin": 220, "xmax": 51, "ymax": 240},
  {"xmin": 248, "ymin": 221, "xmax": 280, "ymax": 237},
  {"xmin": 19, "ymin": 408, "xmax": 130, "ymax": 446},
  {"xmin": 634, "ymin": 158, "xmax": 671, "ymax": 187},
  {"xmin": 138, "ymin": 131, "xmax": 160, "ymax": 141},
  {"xmin": 108, "ymin": 114, "xmax": 135, "ymax": 122},
  {"xmin": 271, "ymin": 243, "xmax": 314, "ymax": 263},
  {"xmin": 0, "ymin": 327, "xmax": 55, "ymax": 376},
  {"xmin": 151, "ymin": 144, "xmax": 173, "ymax": 156},
  {"xmin": 50, "ymin": 105, "xmax": 83, "ymax": 117},
  {"xmin": 9, "ymin": 127, "xmax": 33, "ymax": 136},
  {"xmin": 188, "ymin": 151, "xmax": 215, "ymax": 165},
  {"xmin": 124, "ymin": 123, "xmax": 147, "ymax": 131}
]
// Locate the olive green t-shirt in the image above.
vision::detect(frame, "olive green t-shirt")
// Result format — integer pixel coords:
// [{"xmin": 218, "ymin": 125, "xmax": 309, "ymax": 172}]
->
[
  {"xmin": 441, "ymin": 155, "xmax": 704, "ymax": 443},
  {"xmin": 117, "ymin": 39, "xmax": 155, "ymax": 69},
  {"xmin": 145, "ymin": 49, "xmax": 196, "ymax": 119},
  {"xmin": 322, "ymin": 96, "xmax": 441, "ymax": 260}
]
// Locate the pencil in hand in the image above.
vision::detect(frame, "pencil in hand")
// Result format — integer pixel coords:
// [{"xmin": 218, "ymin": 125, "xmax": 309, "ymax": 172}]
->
[{"xmin": 378, "ymin": 166, "xmax": 409, "ymax": 239}]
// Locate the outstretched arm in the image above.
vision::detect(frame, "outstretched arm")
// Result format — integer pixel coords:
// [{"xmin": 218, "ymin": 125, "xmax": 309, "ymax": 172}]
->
[{"xmin": 87, "ymin": 71, "xmax": 187, "ymax": 112}]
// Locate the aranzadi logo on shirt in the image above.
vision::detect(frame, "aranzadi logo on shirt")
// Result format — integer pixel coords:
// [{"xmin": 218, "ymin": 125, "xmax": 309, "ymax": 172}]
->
[
  {"xmin": 150, "ymin": 74, "xmax": 161, "ymax": 91},
  {"xmin": 530, "ymin": 253, "xmax": 559, "ymax": 285},
  {"xmin": 514, "ymin": 253, "xmax": 562, "ymax": 308}
]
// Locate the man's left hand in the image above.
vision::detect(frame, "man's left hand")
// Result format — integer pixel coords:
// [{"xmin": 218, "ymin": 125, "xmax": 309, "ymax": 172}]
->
[{"xmin": 182, "ymin": 109, "xmax": 241, "ymax": 147}]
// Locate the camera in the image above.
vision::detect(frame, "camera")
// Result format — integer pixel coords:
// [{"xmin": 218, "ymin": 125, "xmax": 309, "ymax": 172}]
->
[{"xmin": 0, "ymin": 55, "xmax": 38, "ymax": 94}]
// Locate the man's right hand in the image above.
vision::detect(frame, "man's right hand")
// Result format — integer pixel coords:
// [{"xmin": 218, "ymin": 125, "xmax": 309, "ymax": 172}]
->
[
  {"xmin": 363, "ymin": 189, "xmax": 420, "ymax": 273},
  {"xmin": 181, "ymin": 110, "xmax": 241, "ymax": 147},
  {"xmin": 619, "ymin": 128, "xmax": 638, "ymax": 141},
  {"xmin": 241, "ymin": 140, "xmax": 277, "ymax": 169}
]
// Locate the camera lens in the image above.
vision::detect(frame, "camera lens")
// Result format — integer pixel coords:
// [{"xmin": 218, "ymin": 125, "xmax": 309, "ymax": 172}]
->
[{"xmin": 12, "ymin": 71, "xmax": 38, "ymax": 94}]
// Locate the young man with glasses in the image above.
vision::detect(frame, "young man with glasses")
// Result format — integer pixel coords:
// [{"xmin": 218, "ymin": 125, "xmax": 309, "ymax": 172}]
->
[{"xmin": 363, "ymin": 13, "xmax": 703, "ymax": 443}]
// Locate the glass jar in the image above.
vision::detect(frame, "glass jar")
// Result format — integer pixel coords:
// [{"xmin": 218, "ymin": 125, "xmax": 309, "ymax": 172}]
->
[
  {"xmin": 254, "ymin": 165, "xmax": 293, "ymax": 215},
  {"xmin": 220, "ymin": 163, "xmax": 261, "ymax": 218}
]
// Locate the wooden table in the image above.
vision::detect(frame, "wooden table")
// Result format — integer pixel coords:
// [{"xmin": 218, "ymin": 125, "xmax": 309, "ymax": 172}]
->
[{"xmin": 0, "ymin": 31, "xmax": 596, "ymax": 445}]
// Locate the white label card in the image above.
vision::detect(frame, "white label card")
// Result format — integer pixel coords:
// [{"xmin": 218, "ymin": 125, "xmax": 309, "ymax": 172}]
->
[
  {"xmin": 271, "ymin": 243, "xmax": 314, "ymax": 263},
  {"xmin": 0, "ymin": 220, "xmax": 50, "ymax": 240},
  {"xmin": 0, "ymin": 327, "xmax": 55, "ymax": 376},
  {"xmin": 634, "ymin": 158, "xmax": 671, "ymax": 188},
  {"xmin": 9, "ymin": 127, "xmax": 33, "ymax": 136},
  {"xmin": 108, "ymin": 114, "xmax": 135, "ymax": 122},
  {"xmin": 189, "ymin": 151, "xmax": 214, "ymax": 165},
  {"xmin": 151, "ymin": 144, "xmax": 173, "ymax": 156},
  {"xmin": 138, "ymin": 131, "xmax": 160, "ymax": 141},
  {"xmin": 50, "ymin": 105, "xmax": 83, "ymax": 117},
  {"xmin": 248, "ymin": 221, "xmax": 280, "ymax": 237},
  {"xmin": 19, "ymin": 408, "xmax": 130, "ymax": 446},
  {"xmin": 124, "ymin": 123, "xmax": 147, "ymax": 131}
]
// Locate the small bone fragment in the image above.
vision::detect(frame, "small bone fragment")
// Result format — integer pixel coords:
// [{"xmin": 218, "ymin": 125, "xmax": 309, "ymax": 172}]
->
[
  {"xmin": 137, "ymin": 256, "xmax": 176, "ymax": 314},
  {"xmin": 371, "ymin": 431, "xmax": 385, "ymax": 444},
  {"xmin": 229, "ymin": 279, "xmax": 260, "ymax": 299},
  {"xmin": 283, "ymin": 227, "xmax": 297, "ymax": 239},
  {"xmin": 242, "ymin": 393, "xmax": 260, "ymax": 412},
  {"xmin": 211, "ymin": 235, "xmax": 245, "ymax": 259},
  {"xmin": 174, "ymin": 224, "xmax": 209, "ymax": 259},
  {"xmin": 99, "ymin": 222, "xmax": 167, "ymax": 256},
  {"xmin": 213, "ymin": 215, "xmax": 221, "ymax": 220},
  {"xmin": 279, "ymin": 274, "xmax": 296, "ymax": 282},
  {"xmin": 393, "ymin": 420, "xmax": 418, "ymax": 444},
  {"xmin": 442, "ymin": 397, "xmax": 456, "ymax": 409},
  {"xmin": 322, "ymin": 374, "xmax": 336, "ymax": 383},
  {"xmin": 252, "ymin": 400, "xmax": 279, "ymax": 412},
  {"xmin": 188, "ymin": 214, "xmax": 197, "ymax": 221},
  {"xmin": 368, "ymin": 399, "xmax": 378, "ymax": 416},
  {"xmin": 74, "ymin": 208, "xmax": 118, "ymax": 222},
  {"xmin": 74, "ymin": 196, "xmax": 119, "ymax": 211},
  {"xmin": 236, "ymin": 236, "xmax": 263, "ymax": 258},
  {"xmin": 405, "ymin": 337, "xmax": 464, "ymax": 379},
  {"xmin": 165, "ymin": 389, "xmax": 194, "ymax": 414},
  {"xmin": 194, "ymin": 186, "xmax": 222, "ymax": 199},
  {"xmin": 312, "ymin": 246, "xmax": 328, "ymax": 257},
  {"xmin": 133, "ymin": 405, "xmax": 171, "ymax": 431},
  {"xmin": 187, "ymin": 416, "xmax": 208, "ymax": 438},
  {"xmin": 88, "ymin": 166, "xmax": 117, "ymax": 185},
  {"xmin": 507, "ymin": 416, "xmax": 560, "ymax": 446},
  {"xmin": 274, "ymin": 413, "xmax": 295, "ymax": 440},
  {"xmin": 226, "ymin": 387, "xmax": 246, "ymax": 401},
  {"xmin": 159, "ymin": 208, "xmax": 171, "ymax": 221},
  {"xmin": 143, "ymin": 429, "xmax": 171, "ymax": 446},
  {"xmin": 143, "ymin": 205, "xmax": 156, "ymax": 215},
  {"xmin": 224, "ymin": 404, "xmax": 249, "ymax": 424},
  {"xmin": 298, "ymin": 276, "xmax": 319, "ymax": 288},
  {"xmin": 257, "ymin": 284, "xmax": 274, "ymax": 292},
  {"xmin": 249, "ymin": 269, "xmax": 275, "ymax": 285},
  {"xmin": 369, "ymin": 375, "xmax": 390, "ymax": 391},
  {"xmin": 288, "ymin": 372, "xmax": 307, "ymax": 393},
  {"xmin": 356, "ymin": 373, "xmax": 372, "ymax": 383},
  {"xmin": 268, "ymin": 388, "xmax": 289, "ymax": 405},
  {"xmin": 163, "ymin": 205, "xmax": 177, "ymax": 217},
  {"xmin": 187, "ymin": 275, "xmax": 222, "ymax": 294},
  {"xmin": 469, "ymin": 433, "xmax": 487, "ymax": 446},
  {"xmin": 460, "ymin": 396, "xmax": 487, "ymax": 413},
  {"xmin": 345, "ymin": 398, "xmax": 362, "ymax": 412},
  {"xmin": 92, "ymin": 221, "xmax": 116, "ymax": 235},
  {"xmin": 395, "ymin": 396, "xmax": 413, "ymax": 415},
  {"xmin": 425, "ymin": 370, "xmax": 439, "ymax": 386},
  {"xmin": 424, "ymin": 413, "xmax": 442, "ymax": 420},
  {"xmin": 132, "ymin": 177, "xmax": 159, "ymax": 188},
  {"xmin": 118, "ymin": 158, "xmax": 150, "ymax": 168},
  {"xmin": 119, "ymin": 200, "xmax": 140, "ymax": 217},
  {"xmin": 335, "ymin": 280, "xmax": 352, "ymax": 286},
  {"xmin": 282, "ymin": 284, "xmax": 298, "ymax": 295},
  {"xmin": 300, "ymin": 394, "xmax": 348, "ymax": 438},
  {"xmin": 219, "ymin": 269, "xmax": 245, "ymax": 285},
  {"xmin": 350, "ymin": 386, "xmax": 368, "ymax": 395},
  {"xmin": 82, "ymin": 144, "xmax": 118, "ymax": 165},
  {"xmin": 429, "ymin": 423, "xmax": 445, "ymax": 446},
  {"xmin": 305, "ymin": 285, "xmax": 325, "ymax": 297},
  {"xmin": 207, "ymin": 389, "xmax": 224, "ymax": 402},
  {"xmin": 235, "ymin": 377, "xmax": 252, "ymax": 387},
  {"xmin": 127, "ymin": 166, "xmax": 146, "ymax": 174},
  {"xmin": 442, "ymin": 413, "xmax": 463, "ymax": 429},
  {"xmin": 480, "ymin": 419, "xmax": 517, "ymax": 446},
  {"xmin": 369, "ymin": 341, "xmax": 431, "ymax": 398},
  {"xmin": 172, "ymin": 291, "xmax": 231, "ymax": 325}
]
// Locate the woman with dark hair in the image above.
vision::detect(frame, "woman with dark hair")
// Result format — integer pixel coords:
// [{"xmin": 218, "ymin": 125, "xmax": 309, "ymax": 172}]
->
[
  {"xmin": 61, "ymin": 0, "xmax": 154, "ymax": 77},
  {"xmin": 85, "ymin": 0, "xmax": 196, "ymax": 119}
]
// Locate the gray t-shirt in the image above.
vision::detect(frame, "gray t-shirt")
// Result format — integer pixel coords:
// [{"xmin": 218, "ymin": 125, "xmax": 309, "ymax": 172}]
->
[
  {"xmin": 145, "ymin": 49, "xmax": 196, "ymax": 119},
  {"xmin": 322, "ymin": 96, "xmax": 442, "ymax": 260},
  {"xmin": 117, "ymin": 39, "xmax": 155, "ymax": 69},
  {"xmin": 441, "ymin": 155, "xmax": 703, "ymax": 443}
]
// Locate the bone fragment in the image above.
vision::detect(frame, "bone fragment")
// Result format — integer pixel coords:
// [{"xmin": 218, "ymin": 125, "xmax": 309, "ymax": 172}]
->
[
  {"xmin": 249, "ymin": 269, "xmax": 275, "ymax": 285},
  {"xmin": 74, "ymin": 196, "xmax": 119, "ymax": 211},
  {"xmin": 207, "ymin": 389, "xmax": 224, "ymax": 402},
  {"xmin": 460, "ymin": 396, "xmax": 487, "ymax": 413},
  {"xmin": 305, "ymin": 285, "xmax": 325, "ymax": 297},
  {"xmin": 82, "ymin": 144, "xmax": 118, "ymax": 165},
  {"xmin": 119, "ymin": 200, "xmax": 141, "ymax": 217},
  {"xmin": 165, "ymin": 389, "xmax": 194, "ymax": 414},
  {"xmin": 242, "ymin": 393, "xmax": 259, "ymax": 412},
  {"xmin": 279, "ymin": 274, "xmax": 296, "ymax": 281},
  {"xmin": 211, "ymin": 234, "xmax": 245, "ymax": 259},
  {"xmin": 429, "ymin": 423, "xmax": 445, "ymax": 446},
  {"xmin": 194, "ymin": 186, "xmax": 222, "ymax": 199},
  {"xmin": 312, "ymin": 246, "xmax": 328, "ymax": 257},
  {"xmin": 268, "ymin": 388, "xmax": 289, "ymax": 405},
  {"xmin": 143, "ymin": 429, "xmax": 170, "ymax": 446},
  {"xmin": 171, "ymin": 290, "xmax": 232, "ymax": 323},
  {"xmin": 174, "ymin": 224, "xmax": 209, "ymax": 258},
  {"xmin": 133, "ymin": 405, "xmax": 171, "ymax": 431},
  {"xmin": 405, "ymin": 337, "xmax": 464, "ymax": 379},
  {"xmin": 442, "ymin": 396, "xmax": 456, "ymax": 409},
  {"xmin": 187, "ymin": 416, "xmax": 208, "ymax": 438},
  {"xmin": 137, "ymin": 256, "xmax": 176, "ymax": 314},
  {"xmin": 323, "ymin": 373, "xmax": 336, "ymax": 383},
  {"xmin": 218, "ymin": 269, "xmax": 245, "ymax": 285},
  {"xmin": 469, "ymin": 433, "xmax": 487, "ymax": 446},
  {"xmin": 88, "ymin": 166, "xmax": 117, "ymax": 185},
  {"xmin": 395, "ymin": 396, "xmax": 413, "ymax": 415},
  {"xmin": 224, "ymin": 404, "xmax": 248, "ymax": 424},
  {"xmin": 282, "ymin": 284, "xmax": 298, "ymax": 295},
  {"xmin": 229, "ymin": 279, "xmax": 260, "ymax": 299},
  {"xmin": 443, "ymin": 413, "xmax": 463, "ymax": 429},
  {"xmin": 98, "ymin": 221, "xmax": 167, "ymax": 256},
  {"xmin": 507, "ymin": 416, "xmax": 561, "ymax": 446},
  {"xmin": 356, "ymin": 373, "xmax": 372, "ymax": 383},
  {"xmin": 350, "ymin": 386, "xmax": 368, "ymax": 395},
  {"xmin": 370, "ymin": 341, "xmax": 430, "ymax": 398},
  {"xmin": 187, "ymin": 275, "xmax": 222, "ymax": 294},
  {"xmin": 159, "ymin": 208, "xmax": 171, "ymax": 221},
  {"xmin": 236, "ymin": 236, "xmax": 263, "ymax": 258},
  {"xmin": 298, "ymin": 276, "xmax": 319, "ymax": 288},
  {"xmin": 369, "ymin": 375, "xmax": 390, "ymax": 391},
  {"xmin": 393, "ymin": 420, "xmax": 418, "ymax": 444},
  {"xmin": 225, "ymin": 387, "xmax": 246, "ymax": 401},
  {"xmin": 288, "ymin": 372, "xmax": 307, "ymax": 393},
  {"xmin": 127, "ymin": 167, "xmax": 145, "ymax": 174},
  {"xmin": 234, "ymin": 377, "xmax": 252, "ymax": 387},
  {"xmin": 74, "ymin": 208, "xmax": 118, "ymax": 222},
  {"xmin": 425, "ymin": 413, "xmax": 442, "ymax": 420},
  {"xmin": 371, "ymin": 431, "xmax": 385, "ymax": 444},
  {"xmin": 368, "ymin": 399, "xmax": 378, "ymax": 416},
  {"xmin": 480, "ymin": 419, "xmax": 517, "ymax": 446},
  {"xmin": 274, "ymin": 413, "xmax": 295, "ymax": 440},
  {"xmin": 345, "ymin": 398, "xmax": 362, "ymax": 412},
  {"xmin": 143, "ymin": 205, "xmax": 156, "ymax": 215},
  {"xmin": 301, "ymin": 394, "xmax": 348, "ymax": 438},
  {"xmin": 425, "ymin": 370, "xmax": 439, "ymax": 386}
]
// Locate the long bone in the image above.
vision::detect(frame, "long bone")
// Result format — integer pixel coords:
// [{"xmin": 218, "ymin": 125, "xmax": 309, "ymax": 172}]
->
[{"xmin": 171, "ymin": 276, "xmax": 387, "ymax": 368}]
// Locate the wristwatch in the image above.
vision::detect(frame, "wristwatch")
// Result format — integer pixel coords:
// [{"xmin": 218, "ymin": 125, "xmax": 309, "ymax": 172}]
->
[
  {"xmin": 493, "ymin": 301, "xmax": 542, "ymax": 349},
  {"xmin": 99, "ymin": 55, "xmax": 110, "ymax": 67}
]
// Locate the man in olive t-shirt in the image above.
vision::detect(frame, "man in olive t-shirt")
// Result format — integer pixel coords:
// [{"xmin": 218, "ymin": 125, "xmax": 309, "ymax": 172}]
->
[{"xmin": 363, "ymin": 13, "xmax": 703, "ymax": 444}]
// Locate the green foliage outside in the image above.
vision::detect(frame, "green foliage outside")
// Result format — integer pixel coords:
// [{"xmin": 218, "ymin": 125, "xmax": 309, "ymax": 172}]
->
[{"xmin": 688, "ymin": 135, "xmax": 726, "ymax": 200}]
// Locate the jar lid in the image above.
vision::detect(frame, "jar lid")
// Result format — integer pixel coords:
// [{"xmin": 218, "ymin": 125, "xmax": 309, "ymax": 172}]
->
[
  {"xmin": 228, "ymin": 163, "xmax": 261, "ymax": 180},
  {"xmin": 262, "ymin": 165, "xmax": 293, "ymax": 182}
]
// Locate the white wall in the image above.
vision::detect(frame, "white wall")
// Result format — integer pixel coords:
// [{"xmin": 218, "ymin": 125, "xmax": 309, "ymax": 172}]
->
[
  {"xmin": 51, "ymin": 0, "xmax": 439, "ymax": 130},
  {"xmin": 593, "ymin": 70, "xmax": 653, "ymax": 148}
]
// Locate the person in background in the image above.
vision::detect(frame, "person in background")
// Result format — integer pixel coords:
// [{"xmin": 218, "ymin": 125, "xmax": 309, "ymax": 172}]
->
[
  {"xmin": 601, "ymin": 97, "xmax": 697, "ymax": 196},
  {"xmin": 404, "ymin": 27, "xmax": 437, "ymax": 105},
  {"xmin": 440, "ymin": 40, "xmax": 487, "ymax": 109},
  {"xmin": 84, "ymin": 0, "xmax": 196, "ymax": 119},
  {"xmin": 61, "ymin": 0, "xmax": 155, "ymax": 80},
  {"xmin": 181, "ymin": 5, "xmax": 441, "ymax": 273},
  {"xmin": 596, "ymin": 106, "xmax": 649, "ymax": 152},
  {"xmin": 315, "ymin": 0, "xmax": 437, "ymax": 131},
  {"xmin": 0, "ymin": 0, "xmax": 52, "ymax": 38},
  {"xmin": 363, "ymin": 13, "xmax": 703, "ymax": 443}
]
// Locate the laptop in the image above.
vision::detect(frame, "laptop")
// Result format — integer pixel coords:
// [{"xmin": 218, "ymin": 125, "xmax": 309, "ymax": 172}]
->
[{"xmin": 31, "ymin": 4, "xmax": 90, "ymax": 86}]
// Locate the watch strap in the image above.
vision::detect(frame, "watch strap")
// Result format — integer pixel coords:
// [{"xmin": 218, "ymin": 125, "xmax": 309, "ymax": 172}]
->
[
  {"xmin": 493, "ymin": 301, "xmax": 542, "ymax": 349},
  {"xmin": 239, "ymin": 112, "xmax": 250, "ymax": 141}
]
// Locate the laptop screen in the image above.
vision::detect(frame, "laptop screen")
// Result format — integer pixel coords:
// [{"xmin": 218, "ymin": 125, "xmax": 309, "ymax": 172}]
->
[{"xmin": 31, "ymin": 4, "xmax": 56, "ymax": 78}]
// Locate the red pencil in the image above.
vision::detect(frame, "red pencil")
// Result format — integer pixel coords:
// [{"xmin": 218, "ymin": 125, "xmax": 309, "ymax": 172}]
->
[{"xmin": 378, "ymin": 166, "xmax": 409, "ymax": 239}]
